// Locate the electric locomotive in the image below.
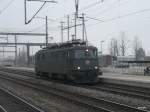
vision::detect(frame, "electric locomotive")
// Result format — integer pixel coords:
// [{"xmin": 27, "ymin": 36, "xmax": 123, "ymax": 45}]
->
[{"xmin": 35, "ymin": 40, "xmax": 100, "ymax": 83}]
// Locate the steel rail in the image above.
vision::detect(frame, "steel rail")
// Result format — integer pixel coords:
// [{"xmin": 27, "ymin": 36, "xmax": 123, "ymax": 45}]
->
[
  {"xmin": 0, "ymin": 72, "xmax": 112, "ymax": 112},
  {"xmin": 0, "ymin": 67, "xmax": 34, "ymax": 77},
  {"xmin": 0, "ymin": 105, "xmax": 7, "ymax": 112},
  {"xmin": 0, "ymin": 87, "xmax": 45, "ymax": 112},
  {"xmin": 2, "ymin": 67, "xmax": 150, "ymax": 101},
  {"xmin": 84, "ymin": 84, "xmax": 150, "ymax": 101},
  {"xmin": 100, "ymin": 83, "xmax": 150, "ymax": 95},
  {"xmin": 0, "ymin": 71, "xmax": 147, "ymax": 112}
]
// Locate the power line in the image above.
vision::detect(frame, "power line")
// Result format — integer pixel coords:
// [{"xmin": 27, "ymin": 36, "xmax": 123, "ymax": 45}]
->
[
  {"xmin": 0, "ymin": 0, "xmax": 16, "ymax": 15},
  {"xmin": 88, "ymin": 0, "xmax": 129, "ymax": 17},
  {"xmin": 54, "ymin": 0, "xmax": 124, "ymax": 23},
  {"xmin": 86, "ymin": 7, "xmax": 150, "ymax": 27},
  {"xmin": 24, "ymin": 0, "xmax": 57, "ymax": 24},
  {"xmin": 79, "ymin": 1, "xmax": 101, "ymax": 11},
  {"xmin": 54, "ymin": 0, "xmax": 105, "ymax": 21},
  {"xmin": 86, "ymin": 16, "xmax": 103, "ymax": 22}
]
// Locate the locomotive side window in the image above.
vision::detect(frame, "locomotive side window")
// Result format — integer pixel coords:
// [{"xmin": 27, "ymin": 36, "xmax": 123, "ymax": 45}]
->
[{"xmin": 75, "ymin": 49, "xmax": 97, "ymax": 59}]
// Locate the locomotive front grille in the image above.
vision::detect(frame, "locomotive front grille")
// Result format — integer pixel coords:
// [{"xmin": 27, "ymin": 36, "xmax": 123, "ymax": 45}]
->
[{"xmin": 70, "ymin": 70, "xmax": 98, "ymax": 83}]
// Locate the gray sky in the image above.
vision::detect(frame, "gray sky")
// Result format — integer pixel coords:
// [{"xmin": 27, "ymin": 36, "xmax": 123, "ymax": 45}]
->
[{"xmin": 0, "ymin": 0, "xmax": 150, "ymax": 56}]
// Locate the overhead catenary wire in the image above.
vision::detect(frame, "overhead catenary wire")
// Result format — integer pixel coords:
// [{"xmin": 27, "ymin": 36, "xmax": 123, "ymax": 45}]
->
[
  {"xmin": 54, "ymin": 0, "xmax": 126, "ymax": 23},
  {"xmin": 1, "ymin": 0, "xmax": 149, "ymax": 37},
  {"xmin": 79, "ymin": 0, "xmax": 104, "ymax": 11},
  {"xmin": 0, "ymin": 0, "xmax": 16, "ymax": 15},
  {"xmin": 54, "ymin": 0, "xmax": 105, "ymax": 21},
  {"xmin": 86, "ymin": 7, "xmax": 150, "ymax": 27},
  {"xmin": 87, "ymin": 0, "xmax": 130, "ymax": 17}
]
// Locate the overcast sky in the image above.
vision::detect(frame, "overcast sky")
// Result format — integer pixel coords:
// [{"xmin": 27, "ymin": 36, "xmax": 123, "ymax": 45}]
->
[{"xmin": 0, "ymin": 0, "xmax": 150, "ymax": 56}]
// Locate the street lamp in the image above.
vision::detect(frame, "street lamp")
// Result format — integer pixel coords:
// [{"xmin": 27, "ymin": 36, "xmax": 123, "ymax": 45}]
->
[{"xmin": 101, "ymin": 40, "xmax": 104, "ymax": 55}]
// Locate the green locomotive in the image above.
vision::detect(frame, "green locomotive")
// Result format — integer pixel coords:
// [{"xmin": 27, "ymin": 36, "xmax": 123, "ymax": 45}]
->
[{"xmin": 35, "ymin": 40, "xmax": 100, "ymax": 83}]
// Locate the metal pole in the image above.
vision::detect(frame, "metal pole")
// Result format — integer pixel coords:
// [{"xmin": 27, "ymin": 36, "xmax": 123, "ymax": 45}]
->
[
  {"xmin": 101, "ymin": 40, "xmax": 104, "ymax": 55},
  {"xmin": 2, "ymin": 46, "xmax": 4, "ymax": 59},
  {"xmin": 18, "ymin": 47, "xmax": 20, "ymax": 65},
  {"xmin": 61, "ymin": 21, "xmax": 64, "ymax": 43},
  {"xmin": 67, "ymin": 15, "xmax": 70, "ymax": 41},
  {"xmin": 101, "ymin": 42, "xmax": 102, "ymax": 55},
  {"xmin": 82, "ymin": 13, "xmax": 85, "ymax": 41},
  {"xmin": 6, "ymin": 35, "xmax": 8, "ymax": 43},
  {"xmin": 15, "ymin": 35, "xmax": 17, "ymax": 65},
  {"xmin": 24, "ymin": 0, "xmax": 27, "ymax": 24},
  {"xmin": 46, "ymin": 16, "xmax": 48, "ymax": 46},
  {"xmin": 74, "ymin": 13, "xmax": 77, "ymax": 40},
  {"xmin": 19, "ymin": 48, "xmax": 20, "ymax": 60},
  {"xmin": 27, "ymin": 44, "xmax": 30, "ymax": 66},
  {"xmin": 75, "ymin": 0, "xmax": 79, "ymax": 17}
]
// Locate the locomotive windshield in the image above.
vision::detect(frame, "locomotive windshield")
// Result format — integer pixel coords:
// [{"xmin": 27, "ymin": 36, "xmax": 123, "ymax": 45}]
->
[{"xmin": 74, "ymin": 49, "xmax": 97, "ymax": 59}]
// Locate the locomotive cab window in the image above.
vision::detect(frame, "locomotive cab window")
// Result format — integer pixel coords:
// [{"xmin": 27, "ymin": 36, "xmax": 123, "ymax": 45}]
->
[{"xmin": 75, "ymin": 49, "xmax": 97, "ymax": 59}]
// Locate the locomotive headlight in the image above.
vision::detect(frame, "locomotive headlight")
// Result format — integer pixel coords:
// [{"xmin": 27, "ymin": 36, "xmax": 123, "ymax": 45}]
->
[
  {"xmin": 94, "ymin": 66, "xmax": 98, "ymax": 69},
  {"xmin": 77, "ymin": 66, "xmax": 81, "ymax": 70}
]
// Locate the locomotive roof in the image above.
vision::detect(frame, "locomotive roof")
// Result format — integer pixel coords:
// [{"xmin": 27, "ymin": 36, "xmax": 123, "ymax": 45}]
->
[
  {"xmin": 37, "ymin": 41, "xmax": 97, "ymax": 54},
  {"xmin": 47, "ymin": 39, "xmax": 86, "ymax": 49}
]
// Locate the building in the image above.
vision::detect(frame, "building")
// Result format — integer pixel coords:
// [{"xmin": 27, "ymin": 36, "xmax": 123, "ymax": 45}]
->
[{"xmin": 98, "ymin": 55, "xmax": 112, "ymax": 67}]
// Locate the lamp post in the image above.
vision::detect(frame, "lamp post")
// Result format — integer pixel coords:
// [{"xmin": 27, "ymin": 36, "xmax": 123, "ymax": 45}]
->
[{"xmin": 101, "ymin": 40, "xmax": 104, "ymax": 55}]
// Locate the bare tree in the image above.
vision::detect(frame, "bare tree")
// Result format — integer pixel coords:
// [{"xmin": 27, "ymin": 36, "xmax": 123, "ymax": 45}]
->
[
  {"xmin": 133, "ymin": 36, "xmax": 142, "ymax": 60},
  {"xmin": 109, "ymin": 38, "xmax": 119, "ymax": 56},
  {"xmin": 136, "ymin": 47, "xmax": 145, "ymax": 60},
  {"xmin": 119, "ymin": 32, "xmax": 128, "ymax": 56}
]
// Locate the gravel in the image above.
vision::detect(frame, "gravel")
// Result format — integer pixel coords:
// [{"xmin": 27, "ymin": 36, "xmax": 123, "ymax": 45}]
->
[
  {"xmin": 0, "ymin": 71, "xmax": 150, "ymax": 111},
  {"xmin": 0, "ymin": 78, "xmax": 93, "ymax": 112}
]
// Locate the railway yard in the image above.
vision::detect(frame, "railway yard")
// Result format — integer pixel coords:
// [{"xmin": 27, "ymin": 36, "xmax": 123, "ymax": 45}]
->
[
  {"xmin": 0, "ymin": 67, "xmax": 149, "ymax": 112},
  {"xmin": 1, "ymin": 0, "xmax": 150, "ymax": 112}
]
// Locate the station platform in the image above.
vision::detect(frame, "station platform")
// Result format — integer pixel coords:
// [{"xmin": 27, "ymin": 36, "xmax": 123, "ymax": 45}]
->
[
  {"xmin": 4, "ymin": 66, "xmax": 34, "ymax": 72},
  {"xmin": 100, "ymin": 73, "xmax": 150, "ymax": 88},
  {"xmin": 3, "ymin": 66, "xmax": 150, "ymax": 88}
]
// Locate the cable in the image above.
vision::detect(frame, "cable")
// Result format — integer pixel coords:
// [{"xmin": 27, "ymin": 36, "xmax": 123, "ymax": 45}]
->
[
  {"xmin": 86, "ymin": 16, "xmax": 104, "ymax": 22},
  {"xmin": 0, "ymin": 0, "xmax": 16, "ymax": 15},
  {"xmin": 79, "ymin": 1, "xmax": 102, "ymax": 11},
  {"xmin": 55, "ymin": 0, "xmax": 122, "ymax": 22},
  {"xmin": 54, "ymin": 0, "xmax": 106, "ymax": 21},
  {"xmin": 88, "ymin": 0, "xmax": 130, "ymax": 17},
  {"xmin": 86, "ymin": 7, "xmax": 150, "ymax": 27}
]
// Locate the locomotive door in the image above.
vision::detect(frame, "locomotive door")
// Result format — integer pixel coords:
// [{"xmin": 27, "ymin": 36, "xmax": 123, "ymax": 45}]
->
[{"xmin": 67, "ymin": 50, "xmax": 73, "ymax": 71}]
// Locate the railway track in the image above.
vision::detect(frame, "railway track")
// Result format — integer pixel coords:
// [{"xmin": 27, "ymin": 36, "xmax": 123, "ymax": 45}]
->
[
  {"xmin": 0, "ymin": 86, "xmax": 44, "ymax": 112},
  {"xmin": 0, "ymin": 105, "xmax": 7, "ymax": 112},
  {"xmin": 5, "ymin": 67, "xmax": 150, "ymax": 101},
  {"xmin": 83, "ymin": 83, "xmax": 150, "ymax": 101},
  {"xmin": 0, "ymin": 70, "xmax": 148, "ymax": 112},
  {"xmin": 0, "ymin": 67, "xmax": 34, "ymax": 77}
]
